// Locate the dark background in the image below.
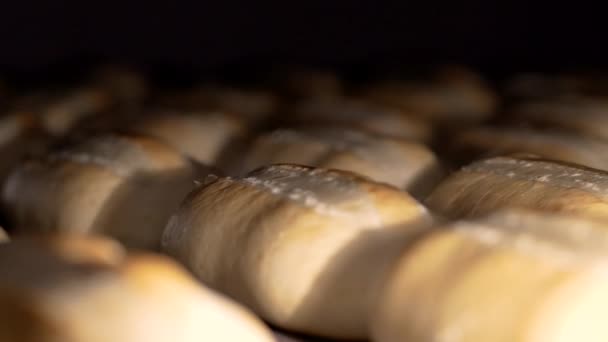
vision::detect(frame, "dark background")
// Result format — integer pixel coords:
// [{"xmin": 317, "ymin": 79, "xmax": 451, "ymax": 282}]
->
[{"xmin": 0, "ymin": 1, "xmax": 604, "ymax": 83}]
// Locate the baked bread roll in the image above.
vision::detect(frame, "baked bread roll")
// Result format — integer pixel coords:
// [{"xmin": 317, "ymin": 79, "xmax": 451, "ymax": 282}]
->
[
  {"xmin": 289, "ymin": 97, "xmax": 432, "ymax": 142},
  {"xmin": 2, "ymin": 133, "xmax": 208, "ymax": 250},
  {"xmin": 130, "ymin": 111, "xmax": 247, "ymax": 167},
  {"xmin": 274, "ymin": 67, "xmax": 344, "ymax": 99},
  {"xmin": 89, "ymin": 65, "xmax": 148, "ymax": 106},
  {"xmin": 504, "ymin": 73, "xmax": 588, "ymax": 100},
  {"xmin": 162, "ymin": 164, "xmax": 433, "ymax": 339},
  {"xmin": 13, "ymin": 88, "xmax": 112, "ymax": 137},
  {"xmin": 510, "ymin": 97, "xmax": 608, "ymax": 141},
  {"xmin": 0, "ymin": 112, "xmax": 47, "ymax": 182},
  {"xmin": 451, "ymin": 126, "xmax": 608, "ymax": 170},
  {"xmin": 158, "ymin": 85, "xmax": 278, "ymax": 124},
  {"xmin": 0, "ymin": 227, "xmax": 7, "ymax": 242},
  {"xmin": 504, "ymin": 72, "xmax": 608, "ymax": 101},
  {"xmin": 0, "ymin": 235, "xmax": 275, "ymax": 342},
  {"xmin": 241, "ymin": 127, "xmax": 442, "ymax": 198},
  {"xmin": 372, "ymin": 209, "xmax": 608, "ymax": 342},
  {"xmin": 363, "ymin": 67, "xmax": 496, "ymax": 123},
  {"xmin": 426, "ymin": 155, "xmax": 608, "ymax": 220}
]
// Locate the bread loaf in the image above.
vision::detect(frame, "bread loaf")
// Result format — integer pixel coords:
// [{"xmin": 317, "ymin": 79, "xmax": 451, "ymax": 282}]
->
[
  {"xmin": 158, "ymin": 86, "xmax": 278, "ymax": 124},
  {"xmin": 363, "ymin": 67, "xmax": 496, "ymax": 123},
  {"xmin": 504, "ymin": 73, "xmax": 588, "ymax": 100},
  {"xmin": 451, "ymin": 126, "xmax": 608, "ymax": 170},
  {"xmin": 13, "ymin": 88, "xmax": 112, "ymax": 137},
  {"xmin": 372, "ymin": 209, "xmax": 608, "ymax": 342},
  {"xmin": 0, "ymin": 235, "xmax": 275, "ymax": 342},
  {"xmin": 511, "ymin": 97, "xmax": 608, "ymax": 141},
  {"xmin": 89, "ymin": 65, "xmax": 148, "ymax": 106},
  {"xmin": 289, "ymin": 97, "xmax": 432, "ymax": 142},
  {"xmin": 426, "ymin": 155, "xmax": 608, "ymax": 220},
  {"xmin": 2, "ymin": 134, "xmax": 208, "ymax": 250},
  {"xmin": 276, "ymin": 68, "xmax": 344, "ymax": 99},
  {"xmin": 242, "ymin": 127, "xmax": 442, "ymax": 198},
  {"xmin": 162, "ymin": 164, "xmax": 433, "ymax": 339},
  {"xmin": 0, "ymin": 112, "xmax": 47, "ymax": 182},
  {"xmin": 0, "ymin": 226, "xmax": 8, "ymax": 242},
  {"xmin": 131, "ymin": 112, "xmax": 247, "ymax": 167}
]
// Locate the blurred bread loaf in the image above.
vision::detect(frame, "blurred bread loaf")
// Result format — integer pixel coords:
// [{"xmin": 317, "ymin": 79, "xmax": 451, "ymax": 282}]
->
[
  {"xmin": 158, "ymin": 85, "xmax": 278, "ymax": 124},
  {"xmin": 451, "ymin": 126, "xmax": 608, "ymax": 170},
  {"xmin": 130, "ymin": 111, "xmax": 247, "ymax": 167},
  {"xmin": 12, "ymin": 88, "xmax": 112, "ymax": 138},
  {"xmin": 2, "ymin": 133, "xmax": 209, "ymax": 250},
  {"xmin": 242, "ymin": 127, "xmax": 442, "ymax": 198},
  {"xmin": 275, "ymin": 68, "xmax": 344, "ymax": 99},
  {"xmin": 0, "ymin": 112, "xmax": 47, "ymax": 182},
  {"xmin": 373, "ymin": 209, "xmax": 608, "ymax": 342},
  {"xmin": 510, "ymin": 97, "xmax": 608, "ymax": 141},
  {"xmin": 0, "ymin": 226, "xmax": 7, "ymax": 242},
  {"xmin": 289, "ymin": 97, "xmax": 432, "ymax": 142},
  {"xmin": 363, "ymin": 66, "xmax": 497, "ymax": 123},
  {"xmin": 0, "ymin": 235, "xmax": 275, "ymax": 342}
]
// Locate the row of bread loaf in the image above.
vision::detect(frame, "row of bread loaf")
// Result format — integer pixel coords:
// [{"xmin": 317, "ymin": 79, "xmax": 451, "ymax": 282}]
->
[{"xmin": 3, "ymin": 66, "xmax": 608, "ymax": 341}]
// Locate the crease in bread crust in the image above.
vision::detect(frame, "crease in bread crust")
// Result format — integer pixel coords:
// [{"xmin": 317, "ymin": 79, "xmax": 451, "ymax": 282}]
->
[{"xmin": 264, "ymin": 128, "xmax": 422, "ymax": 173}]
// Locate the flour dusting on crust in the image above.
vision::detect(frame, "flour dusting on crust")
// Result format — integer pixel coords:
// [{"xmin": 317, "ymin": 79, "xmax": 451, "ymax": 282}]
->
[
  {"xmin": 48, "ymin": 135, "xmax": 154, "ymax": 176},
  {"xmin": 463, "ymin": 156, "xmax": 608, "ymax": 195},
  {"xmin": 241, "ymin": 164, "xmax": 382, "ymax": 222}
]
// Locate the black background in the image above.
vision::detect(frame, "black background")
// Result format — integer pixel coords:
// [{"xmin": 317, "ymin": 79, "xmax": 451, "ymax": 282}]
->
[{"xmin": 0, "ymin": 1, "xmax": 605, "ymax": 82}]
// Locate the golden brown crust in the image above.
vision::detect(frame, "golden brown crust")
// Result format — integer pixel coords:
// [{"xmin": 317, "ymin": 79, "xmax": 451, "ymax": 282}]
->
[
  {"xmin": 12, "ymin": 88, "xmax": 113, "ymax": 138},
  {"xmin": 162, "ymin": 164, "xmax": 432, "ymax": 339},
  {"xmin": 0, "ymin": 112, "xmax": 48, "ymax": 182},
  {"xmin": 511, "ymin": 97, "xmax": 608, "ymax": 140},
  {"xmin": 157, "ymin": 86, "xmax": 278, "ymax": 123},
  {"xmin": 426, "ymin": 155, "xmax": 608, "ymax": 220},
  {"xmin": 276, "ymin": 68, "xmax": 344, "ymax": 99},
  {"xmin": 242, "ymin": 127, "xmax": 442, "ymax": 198},
  {"xmin": 15, "ymin": 234, "xmax": 126, "ymax": 266},
  {"xmin": 0, "ymin": 236, "xmax": 275, "ymax": 342},
  {"xmin": 453, "ymin": 126, "xmax": 608, "ymax": 170},
  {"xmin": 2, "ymin": 133, "xmax": 201, "ymax": 250},
  {"xmin": 47, "ymin": 134, "xmax": 190, "ymax": 175},
  {"xmin": 372, "ymin": 210, "xmax": 608, "ymax": 342},
  {"xmin": 289, "ymin": 97, "xmax": 433, "ymax": 141},
  {"xmin": 362, "ymin": 68, "xmax": 496, "ymax": 123},
  {"xmin": 131, "ymin": 112, "xmax": 247, "ymax": 165}
]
